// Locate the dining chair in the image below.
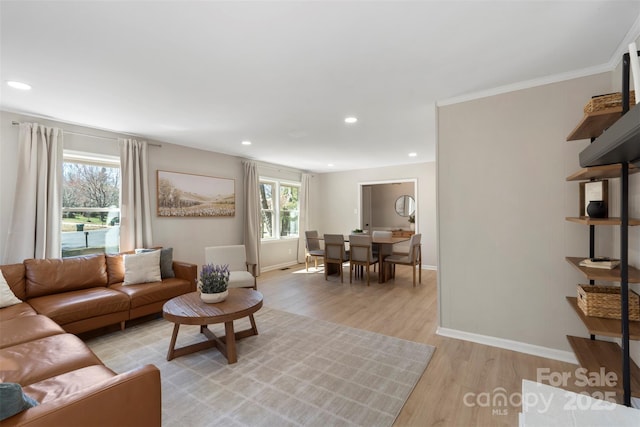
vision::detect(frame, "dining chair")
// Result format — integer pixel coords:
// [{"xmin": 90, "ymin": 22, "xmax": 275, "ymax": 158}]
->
[
  {"xmin": 371, "ymin": 230, "xmax": 393, "ymax": 269},
  {"xmin": 304, "ymin": 230, "xmax": 324, "ymax": 271},
  {"xmin": 384, "ymin": 233, "xmax": 422, "ymax": 287},
  {"xmin": 349, "ymin": 234, "xmax": 378, "ymax": 286},
  {"xmin": 323, "ymin": 234, "xmax": 349, "ymax": 283},
  {"xmin": 371, "ymin": 230, "xmax": 392, "ymax": 240}
]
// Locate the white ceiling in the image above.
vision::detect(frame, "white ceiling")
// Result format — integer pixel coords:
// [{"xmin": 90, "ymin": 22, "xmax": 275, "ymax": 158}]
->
[{"xmin": 2, "ymin": 1, "xmax": 640, "ymax": 173}]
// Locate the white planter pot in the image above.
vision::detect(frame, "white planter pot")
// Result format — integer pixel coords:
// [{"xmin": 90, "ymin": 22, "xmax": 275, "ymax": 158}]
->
[{"xmin": 200, "ymin": 289, "xmax": 228, "ymax": 304}]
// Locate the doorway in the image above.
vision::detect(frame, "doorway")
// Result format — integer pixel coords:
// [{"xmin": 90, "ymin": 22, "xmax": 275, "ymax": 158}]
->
[{"xmin": 358, "ymin": 179, "xmax": 417, "ymax": 233}]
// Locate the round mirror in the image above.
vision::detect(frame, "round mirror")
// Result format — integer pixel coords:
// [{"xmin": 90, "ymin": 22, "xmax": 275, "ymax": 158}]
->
[{"xmin": 395, "ymin": 195, "xmax": 415, "ymax": 217}]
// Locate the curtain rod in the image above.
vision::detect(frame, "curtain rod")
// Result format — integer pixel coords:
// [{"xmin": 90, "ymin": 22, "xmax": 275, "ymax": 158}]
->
[
  {"xmin": 11, "ymin": 121, "xmax": 161, "ymax": 147},
  {"xmin": 255, "ymin": 160, "xmax": 308, "ymax": 175}
]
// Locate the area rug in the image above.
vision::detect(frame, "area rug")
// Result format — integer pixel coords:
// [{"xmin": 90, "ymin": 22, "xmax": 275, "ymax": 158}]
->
[{"xmin": 85, "ymin": 307, "xmax": 435, "ymax": 427}]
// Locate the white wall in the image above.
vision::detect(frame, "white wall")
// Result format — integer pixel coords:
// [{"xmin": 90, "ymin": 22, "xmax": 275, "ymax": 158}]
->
[
  {"xmin": 437, "ymin": 71, "xmax": 640, "ymax": 364},
  {"xmin": 316, "ymin": 162, "xmax": 437, "ymax": 268}
]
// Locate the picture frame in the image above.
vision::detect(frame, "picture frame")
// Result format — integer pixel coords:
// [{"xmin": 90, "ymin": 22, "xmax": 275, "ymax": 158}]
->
[
  {"xmin": 157, "ymin": 170, "xmax": 235, "ymax": 217},
  {"xmin": 579, "ymin": 180, "xmax": 608, "ymax": 217}
]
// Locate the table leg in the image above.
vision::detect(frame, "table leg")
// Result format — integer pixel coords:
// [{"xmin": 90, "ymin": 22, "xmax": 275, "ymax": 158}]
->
[
  {"xmin": 249, "ymin": 314, "xmax": 258, "ymax": 335},
  {"xmin": 224, "ymin": 321, "xmax": 237, "ymax": 364},
  {"xmin": 167, "ymin": 316, "xmax": 259, "ymax": 364},
  {"xmin": 166, "ymin": 323, "xmax": 180, "ymax": 361}
]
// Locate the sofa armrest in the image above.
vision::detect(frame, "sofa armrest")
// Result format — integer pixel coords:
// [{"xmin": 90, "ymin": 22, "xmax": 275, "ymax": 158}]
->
[
  {"xmin": 3, "ymin": 365, "xmax": 161, "ymax": 427},
  {"xmin": 173, "ymin": 261, "xmax": 197, "ymax": 292}
]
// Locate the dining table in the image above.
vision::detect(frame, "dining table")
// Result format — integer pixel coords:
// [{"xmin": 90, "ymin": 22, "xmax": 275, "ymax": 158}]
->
[{"xmin": 316, "ymin": 234, "xmax": 411, "ymax": 283}]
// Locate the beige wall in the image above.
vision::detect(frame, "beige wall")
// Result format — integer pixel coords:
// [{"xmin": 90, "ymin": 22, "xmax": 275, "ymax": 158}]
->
[
  {"xmin": 316, "ymin": 162, "xmax": 437, "ymax": 268},
  {"xmin": 369, "ymin": 182, "xmax": 415, "ymax": 230},
  {"xmin": 0, "ymin": 111, "xmax": 305, "ymax": 270},
  {"xmin": 437, "ymin": 72, "xmax": 640, "ymax": 363},
  {"xmin": 1, "ymin": 111, "xmax": 425, "ymax": 273}
]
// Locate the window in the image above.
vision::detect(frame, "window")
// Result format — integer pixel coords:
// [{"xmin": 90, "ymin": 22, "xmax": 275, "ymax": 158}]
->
[
  {"xmin": 61, "ymin": 151, "xmax": 120, "ymax": 257},
  {"xmin": 259, "ymin": 179, "xmax": 300, "ymax": 240}
]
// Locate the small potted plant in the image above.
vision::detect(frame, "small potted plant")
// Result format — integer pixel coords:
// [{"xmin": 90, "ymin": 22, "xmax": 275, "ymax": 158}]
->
[
  {"xmin": 408, "ymin": 214, "xmax": 415, "ymax": 231},
  {"xmin": 198, "ymin": 263, "xmax": 230, "ymax": 303}
]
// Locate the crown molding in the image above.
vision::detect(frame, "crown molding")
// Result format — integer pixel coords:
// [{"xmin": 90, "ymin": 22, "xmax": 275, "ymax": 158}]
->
[
  {"xmin": 608, "ymin": 11, "xmax": 640, "ymax": 69},
  {"xmin": 436, "ymin": 64, "xmax": 613, "ymax": 107},
  {"xmin": 437, "ymin": 14, "xmax": 640, "ymax": 107}
]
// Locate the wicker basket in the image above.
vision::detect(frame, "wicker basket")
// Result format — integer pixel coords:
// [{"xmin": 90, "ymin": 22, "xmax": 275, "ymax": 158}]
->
[
  {"xmin": 583, "ymin": 91, "xmax": 636, "ymax": 113},
  {"xmin": 577, "ymin": 284, "xmax": 640, "ymax": 320}
]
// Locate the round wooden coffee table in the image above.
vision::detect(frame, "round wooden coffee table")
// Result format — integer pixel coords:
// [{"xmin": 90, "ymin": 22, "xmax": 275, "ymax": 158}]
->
[{"xmin": 162, "ymin": 288, "xmax": 263, "ymax": 364}]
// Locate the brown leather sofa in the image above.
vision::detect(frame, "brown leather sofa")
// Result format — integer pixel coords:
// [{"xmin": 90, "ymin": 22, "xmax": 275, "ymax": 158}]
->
[{"xmin": 0, "ymin": 252, "xmax": 197, "ymax": 426}]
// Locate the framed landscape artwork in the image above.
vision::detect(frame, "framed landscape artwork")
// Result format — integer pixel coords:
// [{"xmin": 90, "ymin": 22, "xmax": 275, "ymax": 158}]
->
[{"xmin": 157, "ymin": 170, "xmax": 235, "ymax": 217}]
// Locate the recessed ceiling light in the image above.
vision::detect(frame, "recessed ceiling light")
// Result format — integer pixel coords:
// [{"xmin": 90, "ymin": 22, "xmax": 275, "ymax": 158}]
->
[
  {"xmin": 241, "ymin": 140, "xmax": 252, "ymax": 145},
  {"xmin": 344, "ymin": 117, "xmax": 358, "ymax": 124},
  {"xmin": 328, "ymin": 163, "xmax": 335, "ymax": 167},
  {"xmin": 408, "ymin": 152, "xmax": 417, "ymax": 157},
  {"xmin": 7, "ymin": 81, "xmax": 31, "ymax": 90}
]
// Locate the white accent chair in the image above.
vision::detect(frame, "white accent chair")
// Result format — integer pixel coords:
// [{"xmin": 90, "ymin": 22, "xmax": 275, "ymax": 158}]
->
[{"xmin": 204, "ymin": 245, "xmax": 257, "ymax": 289}]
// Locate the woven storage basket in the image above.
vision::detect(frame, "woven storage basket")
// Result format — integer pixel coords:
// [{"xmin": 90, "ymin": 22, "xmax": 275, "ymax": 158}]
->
[
  {"xmin": 577, "ymin": 284, "xmax": 640, "ymax": 320},
  {"xmin": 583, "ymin": 91, "xmax": 636, "ymax": 114}
]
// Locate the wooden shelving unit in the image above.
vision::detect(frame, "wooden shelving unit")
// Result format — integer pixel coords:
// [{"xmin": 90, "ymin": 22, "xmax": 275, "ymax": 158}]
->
[
  {"xmin": 566, "ymin": 164, "xmax": 639, "ymax": 181},
  {"xmin": 563, "ymin": 51, "xmax": 639, "ymax": 406},
  {"xmin": 566, "ymin": 297, "xmax": 640, "ymax": 339},
  {"xmin": 567, "ymin": 336, "xmax": 640, "ymax": 398},
  {"xmin": 566, "ymin": 216, "xmax": 640, "ymax": 226},
  {"xmin": 566, "ymin": 107, "xmax": 625, "ymax": 141},
  {"xmin": 565, "ymin": 257, "xmax": 640, "ymax": 283}
]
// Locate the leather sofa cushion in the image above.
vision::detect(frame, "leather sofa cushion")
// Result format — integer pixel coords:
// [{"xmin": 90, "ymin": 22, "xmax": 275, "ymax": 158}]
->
[
  {"xmin": 0, "ymin": 315, "xmax": 64, "ymax": 349},
  {"xmin": 25, "ymin": 255, "xmax": 108, "ymax": 299},
  {"xmin": 110, "ymin": 278, "xmax": 192, "ymax": 308},
  {"xmin": 27, "ymin": 288, "xmax": 130, "ymax": 326},
  {"xmin": 0, "ymin": 303, "xmax": 37, "ymax": 321},
  {"xmin": 6, "ymin": 365, "xmax": 161, "ymax": 427},
  {"xmin": 0, "ymin": 264, "xmax": 26, "ymax": 300},
  {"xmin": 0, "ymin": 334, "xmax": 102, "ymax": 386},
  {"xmin": 23, "ymin": 365, "xmax": 115, "ymax": 404},
  {"xmin": 105, "ymin": 254, "xmax": 125, "ymax": 285}
]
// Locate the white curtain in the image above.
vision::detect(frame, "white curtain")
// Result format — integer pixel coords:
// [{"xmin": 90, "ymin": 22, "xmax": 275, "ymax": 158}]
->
[
  {"xmin": 243, "ymin": 160, "xmax": 261, "ymax": 276},
  {"xmin": 297, "ymin": 173, "xmax": 311, "ymax": 263},
  {"xmin": 4, "ymin": 123, "xmax": 63, "ymax": 263},
  {"xmin": 119, "ymin": 138, "xmax": 153, "ymax": 251}
]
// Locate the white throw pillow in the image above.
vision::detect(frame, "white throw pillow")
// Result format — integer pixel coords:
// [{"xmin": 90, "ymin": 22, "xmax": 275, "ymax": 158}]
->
[
  {"xmin": 0, "ymin": 270, "xmax": 22, "ymax": 308},
  {"xmin": 123, "ymin": 250, "xmax": 161, "ymax": 285}
]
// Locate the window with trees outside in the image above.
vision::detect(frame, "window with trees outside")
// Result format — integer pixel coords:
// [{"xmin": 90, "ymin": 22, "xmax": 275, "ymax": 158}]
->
[
  {"xmin": 61, "ymin": 152, "xmax": 120, "ymax": 257},
  {"xmin": 259, "ymin": 179, "xmax": 300, "ymax": 240}
]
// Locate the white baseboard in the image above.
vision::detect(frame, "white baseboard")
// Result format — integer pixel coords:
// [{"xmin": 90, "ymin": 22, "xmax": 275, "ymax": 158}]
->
[
  {"xmin": 260, "ymin": 261, "xmax": 300, "ymax": 273},
  {"xmin": 436, "ymin": 327, "xmax": 578, "ymax": 365},
  {"xmin": 262, "ymin": 262, "xmax": 437, "ymax": 273}
]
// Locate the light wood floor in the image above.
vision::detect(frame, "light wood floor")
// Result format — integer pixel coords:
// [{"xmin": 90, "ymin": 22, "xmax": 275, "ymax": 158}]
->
[{"xmin": 257, "ymin": 263, "xmax": 581, "ymax": 427}]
